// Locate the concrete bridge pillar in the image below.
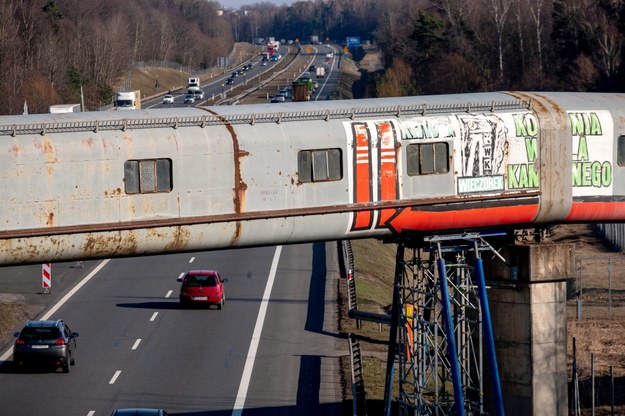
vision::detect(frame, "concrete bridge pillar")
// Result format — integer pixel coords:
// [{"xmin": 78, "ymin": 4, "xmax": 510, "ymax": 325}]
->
[{"xmin": 484, "ymin": 242, "xmax": 573, "ymax": 416}]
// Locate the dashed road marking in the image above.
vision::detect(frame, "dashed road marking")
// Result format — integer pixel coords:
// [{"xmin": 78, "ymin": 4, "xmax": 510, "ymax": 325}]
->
[{"xmin": 109, "ymin": 370, "xmax": 122, "ymax": 384}]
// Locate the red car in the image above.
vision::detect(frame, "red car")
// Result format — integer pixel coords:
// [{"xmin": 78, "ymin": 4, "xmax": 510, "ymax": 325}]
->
[{"xmin": 179, "ymin": 270, "xmax": 227, "ymax": 309}]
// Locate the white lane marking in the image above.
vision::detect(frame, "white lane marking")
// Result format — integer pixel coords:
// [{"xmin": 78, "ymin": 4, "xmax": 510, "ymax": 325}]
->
[
  {"xmin": 189, "ymin": 257, "xmax": 195, "ymax": 263},
  {"xmin": 87, "ymin": 411, "xmax": 95, "ymax": 416},
  {"xmin": 177, "ymin": 272, "xmax": 185, "ymax": 282},
  {"xmin": 0, "ymin": 259, "xmax": 111, "ymax": 362},
  {"xmin": 109, "ymin": 370, "xmax": 122, "ymax": 384},
  {"xmin": 132, "ymin": 339, "xmax": 142, "ymax": 350},
  {"xmin": 165, "ymin": 289, "xmax": 173, "ymax": 298},
  {"xmin": 231, "ymin": 245, "xmax": 282, "ymax": 416},
  {"xmin": 149, "ymin": 312, "xmax": 158, "ymax": 322}
]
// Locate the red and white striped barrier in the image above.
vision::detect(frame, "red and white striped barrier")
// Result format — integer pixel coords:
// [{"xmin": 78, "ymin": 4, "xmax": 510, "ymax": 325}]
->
[{"xmin": 42, "ymin": 263, "xmax": 51, "ymax": 292}]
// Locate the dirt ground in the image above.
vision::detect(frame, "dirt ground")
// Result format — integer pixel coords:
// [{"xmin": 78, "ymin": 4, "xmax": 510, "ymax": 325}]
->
[{"xmin": 552, "ymin": 224, "xmax": 625, "ymax": 414}]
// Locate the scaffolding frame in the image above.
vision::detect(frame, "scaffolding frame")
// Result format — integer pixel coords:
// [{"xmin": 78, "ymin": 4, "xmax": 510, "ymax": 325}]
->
[{"xmin": 384, "ymin": 233, "xmax": 505, "ymax": 416}]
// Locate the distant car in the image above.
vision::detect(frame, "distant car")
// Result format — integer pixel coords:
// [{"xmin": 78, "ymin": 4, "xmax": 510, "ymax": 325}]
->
[
  {"xmin": 193, "ymin": 89, "xmax": 205, "ymax": 100},
  {"xmin": 162, "ymin": 94, "xmax": 174, "ymax": 104},
  {"xmin": 226, "ymin": 77, "xmax": 234, "ymax": 85},
  {"xmin": 111, "ymin": 409, "xmax": 169, "ymax": 416},
  {"xmin": 261, "ymin": 61, "xmax": 268, "ymax": 66},
  {"xmin": 179, "ymin": 270, "xmax": 227, "ymax": 309},
  {"xmin": 231, "ymin": 71, "xmax": 239, "ymax": 78},
  {"xmin": 184, "ymin": 94, "xmax": 195, "ymax": 104},
  {"xmin": 13, "ymin": 319, "xmax": 79, "ymax": 373},
  {"xmin": 309, "ymin": 65, "xmax": 316, "ymax": 72},
  {"xmin": 270, "ymin": 95, "xmax": 286, "ymax": 103}
]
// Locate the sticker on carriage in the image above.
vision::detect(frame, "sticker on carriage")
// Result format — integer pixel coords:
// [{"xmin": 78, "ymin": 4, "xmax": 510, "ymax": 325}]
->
[
  {"xmin": 452, "ymin": 112, "xmax": 539, "ymax": 194},
  {"xmin": 569, "ymin": 110, "xmax": 613, "ymax": 196},
  {"xmin": 397, "ymin": 111, "xmax": 540, "ymax": 195}
]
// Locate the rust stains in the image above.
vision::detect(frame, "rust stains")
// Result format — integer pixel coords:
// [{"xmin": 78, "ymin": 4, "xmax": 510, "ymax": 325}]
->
[
  {"xmin": 9, "ymin": 144, "xmax": 22, "ymax": 155},
  {"xmin": 82, "ymin": 137, "xmax": 94, "ymax": 147},
  {"xmin": 104, "ymin": 188, "xmax": 122, "ymax": 197},
  {"xmin": 204, "ymin": 108, "xmax": 248, "ymax": 246},
  {"xmin": 47, "ymin": 212, "xmax": 55, "ymax": 227},
  {"xmin": 507, "ymin": 91, "xmax": 565, "ymax": 118},
  {"xmin": 82, "ymin": 231, "xmax": 138, "ymax": 257},
  {"xmin": 163, "ymin": 226, "xmax": 192, "ymax": 251},
  {"xmin": 33, "ymin": 137, "xmax": 57, "ymax": 163}
]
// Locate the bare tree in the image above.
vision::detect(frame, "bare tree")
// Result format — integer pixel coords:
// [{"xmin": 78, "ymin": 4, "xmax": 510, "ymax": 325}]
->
[
  {"xmin": 594, "ymin": 16, "xmax": 622, "ymax": 89},
  {"xmin": 485, "ymin": 0, "xmax": 513, "ymax": 81},
  {"xmin": 526, "ymin": 0, "xmax": 547, "ymax": 74}
]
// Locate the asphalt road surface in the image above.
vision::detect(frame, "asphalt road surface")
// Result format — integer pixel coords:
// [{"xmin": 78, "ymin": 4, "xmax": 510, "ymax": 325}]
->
[{"xmin": 0, "ymin": 243, "xmax": 343, "ymax": 415}]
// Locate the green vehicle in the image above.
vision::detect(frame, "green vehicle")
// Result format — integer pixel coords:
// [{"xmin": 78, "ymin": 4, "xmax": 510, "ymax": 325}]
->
[{"xmin": 292, "ymin": 77, "xmax": 313, "ymax": 101}]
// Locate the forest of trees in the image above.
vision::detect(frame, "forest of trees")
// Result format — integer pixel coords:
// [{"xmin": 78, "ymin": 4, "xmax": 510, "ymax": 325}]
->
[
  {"xmin": 233, "ymin": 0, "xmax": 625, "ymax": 97},
  {"xmin": 0, "ymin": 0, "xmax": 232, "ymax": 114},
  {"xmin": 2, "ymin": 0, "xmax": 625, "ymax": 114}
]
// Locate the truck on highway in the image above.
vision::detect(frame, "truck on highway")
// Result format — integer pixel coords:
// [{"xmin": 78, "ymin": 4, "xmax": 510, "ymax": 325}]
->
[
  {"xmin": 49, "ymin": 103, "xmax": 81, "ymax": 113},
  {"xmin": 292, "ymin": 78, "xmax": 313, "ymax": 101},
  {"xmin": 114, "ymin": 91, "xmax": 139, "ymax": 110},
  {"xmin": 187, "ymin": 77, "xmax": 201, "ymax": 92},
  {"xmin": 316, "ymin": 66, "xmax": 325, "ymax": 78}
]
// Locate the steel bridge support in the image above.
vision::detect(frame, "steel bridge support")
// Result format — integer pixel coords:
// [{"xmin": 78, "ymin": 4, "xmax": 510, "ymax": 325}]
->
[{"xmin": 384, "ymin": 234, "xmax": 505, "ymax": 416}]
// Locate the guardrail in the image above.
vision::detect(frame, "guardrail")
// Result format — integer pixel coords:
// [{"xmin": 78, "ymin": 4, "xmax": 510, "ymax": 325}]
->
[
  {"xmin": 340, "ymin": 240, "xmax": 391, "ymax": 328},
  {"xmin": 349, "ymin": 333, "xmax": 367, "ymax": 416},
  {"xmin": 222, "ymin": 46, "xmax": 307, "ymax": 105}
]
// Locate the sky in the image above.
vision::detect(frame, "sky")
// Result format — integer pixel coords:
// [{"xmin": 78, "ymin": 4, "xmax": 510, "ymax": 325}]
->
[{"xmin": 220, "ymin": 0, "xmax": 297, "ymax": 8}]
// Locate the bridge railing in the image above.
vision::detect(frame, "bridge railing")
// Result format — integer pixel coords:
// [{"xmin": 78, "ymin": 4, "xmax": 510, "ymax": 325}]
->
[{"xmin": 0, "ymin": 100, "xmax": 529, "ymax": 137}]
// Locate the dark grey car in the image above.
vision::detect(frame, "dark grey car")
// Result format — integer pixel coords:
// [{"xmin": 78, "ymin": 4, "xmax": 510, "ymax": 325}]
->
[{"xmin": 13, "ymin": 320, "xmax": 79, "ymax": 373}]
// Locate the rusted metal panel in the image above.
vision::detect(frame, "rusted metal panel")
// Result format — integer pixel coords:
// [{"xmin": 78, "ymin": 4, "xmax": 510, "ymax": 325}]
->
[
  {"xmin": 1, "ymin": 92, "xmax": 625, "ymax": 266},
  {"xmin": 508, "ymin": 92, "xmax": 572, "ymax": 224}
]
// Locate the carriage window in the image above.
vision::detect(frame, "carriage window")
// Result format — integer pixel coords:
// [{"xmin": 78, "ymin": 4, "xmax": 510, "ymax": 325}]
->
[
  {"xmin": 298, "ymin": 148, "xmax": 342, "ymax": 183},
  {"xmin": 618, "ymin": 136, "xmax": 625, "ymax": 166},
  {"xmin": 407, "ymin": 142, "xmax": 449, "ymax": 175},
  {"xmin": 124, "ymin": 158, "xmax": 172, "ymax": 194}
]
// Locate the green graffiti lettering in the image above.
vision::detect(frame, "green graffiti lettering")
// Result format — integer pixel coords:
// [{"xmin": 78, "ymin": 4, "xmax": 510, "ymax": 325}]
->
[
  {"xmin": 525, "ymin": 137, "xmax": 538, "ymax": 161},
  {"xmin": 513, "ymin": 113, "xmax": 538, "ymax": 137},
  {"xmin": 591, "ymin": 161, "xmax": 603, "ymax": 186},
  {"xmin": 590, "ymin": 112, "xmax": 602, "ymax": 135},
  {"xmin": 576, "ymin": 136, "xmax": 589, "ymax": 161},
  {"xmin": 572, "ymin": 163, "xmax": 581, "ymax": 186},
  {"xmin": 528, "ymin": 163, "xmax": 539, "ymax": 187},
  {"xmin": 507, "ymin": 163, "xmax": 539, "ymax": 189},
  {"xmin": 602, "ymin": 162, "xmax": 612, "ymax": 186},
  {"xmin": 572, "ymin": 161, "xmax": 613, "ymax": 187},
  {"xmin": 507, "ymin": 164, "xmax": 519, "ymax": 188},
  {"xmin": 513, "ymin": 114, "xmax": 527, "ymax": 136},
  {"xmin": 526, "ymin": 113, "xmax": 538, "ymax": 136},
  {"xmin": 570, "ymin": 113, "xmax": 585, "ymax": 136},
  {"xmin": 570, "ymin": 112, "xmax": 603, "ymax": 136}
]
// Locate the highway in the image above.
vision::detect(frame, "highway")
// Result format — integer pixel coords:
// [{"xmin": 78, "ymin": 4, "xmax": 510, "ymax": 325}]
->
[
  {"xmin": 0, "ymin": 243, "xmax": 342, "ymax": 415},
  {"xmin": 144, "ymin": 45, "xmax": 294, "ymax": 108},
  {"xmin": 143, "ymin": 43, "xmax": 340, "ymax": 108}
]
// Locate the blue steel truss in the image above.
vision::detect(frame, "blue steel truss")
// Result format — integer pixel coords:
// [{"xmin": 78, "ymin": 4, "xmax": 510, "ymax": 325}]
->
[{"xmin": 385, "ymin": 233, "xmax": 505, "ymax": 416}]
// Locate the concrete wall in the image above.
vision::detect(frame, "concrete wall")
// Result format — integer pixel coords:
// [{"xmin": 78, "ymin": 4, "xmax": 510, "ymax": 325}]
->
[{"xmin": 484, "ymin": 243, "xmax": 572, "ymax": 416}]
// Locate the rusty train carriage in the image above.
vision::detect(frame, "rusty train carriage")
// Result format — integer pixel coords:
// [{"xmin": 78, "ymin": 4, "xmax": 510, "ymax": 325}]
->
[{"xmin": 1, "ymin": 92, "xmax": 625, "ymax": 265}]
